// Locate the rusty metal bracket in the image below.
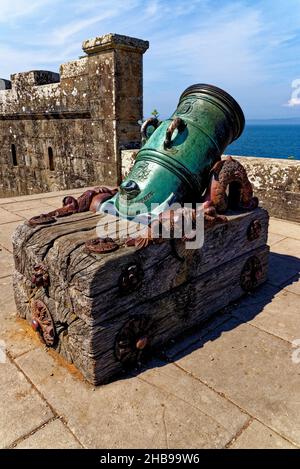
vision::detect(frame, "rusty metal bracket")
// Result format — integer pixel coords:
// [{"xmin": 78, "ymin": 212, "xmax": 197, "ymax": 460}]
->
[
  {"xmin": 31, "ymin": 263, "xmax": 49, "ymax": 289},
  {"xmin": 31, "ymin": 299, "xmax": 56, "ymax": 346},
  {"xmin": 28, "ymin": 214, "xmax": 56, "ymax": 226},
  {"xmin": 84, "ymin": 237, "xmax": 119, "ymax": 254},
  {"xmin": 164, "ymin": 117, "xmax": 186, "ymax": 150},
  {"xmin": 141, "ymin": 117, "xmax": 159, "ymax": 144},
  {"xmin": 203, "ymin": 156, "xmax": 259, "ymax": 213}
]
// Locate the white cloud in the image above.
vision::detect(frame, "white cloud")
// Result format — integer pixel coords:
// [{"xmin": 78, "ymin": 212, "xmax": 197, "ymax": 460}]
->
[
  {"xmin": 143, "ymin": 3, "xmax": 266, "ymax": 106},
  {"xmin": 49, "ymin": 10, "xmax": 119, "ymax": 45},
  {"xmin": 0, "ymin": 0, "xmax": 53, "ymax": 22},
  {"xmin": 1, "ymin": 0, "xmax": 300, "ymax": 118},
  {"xmin": 288, "ymin": 98, "xmax": 300, "ymax": 106},
  {"xmin": 37, "ymin": 0, "xmax": 143, "ymax": 47},
  {"xmin": 287, "ymin": 79, "xmax": 300, "ymax": 107},
  {"xmin": 74, "ymin": 0, "xmax": 139, "ymax": 14},
  {"xmin": 145, "ymin": 0, "xmax": 159, "ymax": 17}
]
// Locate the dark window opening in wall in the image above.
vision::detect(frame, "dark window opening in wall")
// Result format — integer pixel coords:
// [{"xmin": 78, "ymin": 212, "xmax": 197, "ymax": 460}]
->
[
  {"xmin": 11, "ymin": 144, "xmax": 17, "ymax": 166},
  {"xmin": 48, "ymin": 147, "xmax": 55, "ymax": 171}
]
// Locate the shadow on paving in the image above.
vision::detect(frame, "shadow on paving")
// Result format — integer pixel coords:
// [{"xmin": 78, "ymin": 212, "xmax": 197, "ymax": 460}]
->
[{"xmin": 125, "ymin": 252, "xmax": 300, "ymax": 379}]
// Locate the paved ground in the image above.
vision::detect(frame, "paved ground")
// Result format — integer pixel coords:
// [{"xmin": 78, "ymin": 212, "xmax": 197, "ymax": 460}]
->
[{"xmin": 0, "ymin": 189, "xmax": 299, "ymax": 449}]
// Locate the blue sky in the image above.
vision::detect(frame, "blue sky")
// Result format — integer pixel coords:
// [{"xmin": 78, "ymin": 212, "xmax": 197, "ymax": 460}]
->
[{"xmin": 1, "ymin": 0, "xmax": 300, "ymax": 120}]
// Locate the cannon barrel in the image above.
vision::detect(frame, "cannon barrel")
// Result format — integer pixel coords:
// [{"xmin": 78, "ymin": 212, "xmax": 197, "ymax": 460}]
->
[{"xmin": 103, "ymin": 83, "xmax": 245, "ymax": 220}]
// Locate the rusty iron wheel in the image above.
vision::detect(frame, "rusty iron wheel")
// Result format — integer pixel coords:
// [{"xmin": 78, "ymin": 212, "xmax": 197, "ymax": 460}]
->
[
  {"xmin": 240, "ymin": 256, "xmax": 263, "ymax": 292},
  {"xmin": 115, "ymin": 315, "xmax": 152, "ymax": 367},
  {"xmin": 84, "ymin": 237, "xmax": 119, "ymax": 254}
]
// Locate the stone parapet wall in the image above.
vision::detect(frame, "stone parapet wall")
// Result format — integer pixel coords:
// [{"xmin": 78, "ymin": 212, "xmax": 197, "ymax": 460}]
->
[
  {"xmin": 0, "ymin": 33, "xmax": 148, "ymax": 197},
  {"xmin": 234, "ymin": 156, "xmax": 300, "ymax": 223},
  {"xmin": 121, "ymin": 149, "xmax": 300, "ymax": 223}
]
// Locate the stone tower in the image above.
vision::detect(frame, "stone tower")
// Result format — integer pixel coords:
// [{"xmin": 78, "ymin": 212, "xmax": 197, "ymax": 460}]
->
[{"xmin": 0, "ymin": 33, "xmax": 149, "ymax": 197}]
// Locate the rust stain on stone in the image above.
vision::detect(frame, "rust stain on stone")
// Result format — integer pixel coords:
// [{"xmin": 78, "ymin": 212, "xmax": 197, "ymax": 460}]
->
[
  {"xmin": 47, "ymin": 348, "xmax": 86, "ymax": 383},
  {"xmin": 6, "ymin": 319, "xmax": 40, "ymax": 348}
]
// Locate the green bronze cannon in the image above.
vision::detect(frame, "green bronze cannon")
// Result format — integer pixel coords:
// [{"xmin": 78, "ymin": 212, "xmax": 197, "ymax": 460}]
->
[{"xmin": 102, "ymin": 84, "xmax": 245, "ymax": 221}]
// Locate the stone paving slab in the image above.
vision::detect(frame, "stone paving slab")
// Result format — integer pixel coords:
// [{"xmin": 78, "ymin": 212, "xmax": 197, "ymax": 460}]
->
[
  {"xmin": 268, "ymin": 250, "xmax": 300, "ymax": 288},
  {"xmin": 0, "ymin": 194, "xmax": 299, "ymax": 449},
  {"xmin": 174, "ymin": 319, "xmax": 300, "ymax": 446},
  {"xmin": 16, "ymin": 347, "xmax": 246, "ymax": 449},
  {"xmin": 163, "ymin": 312, "xmax": 233, "ymax": 361},
  {"xmin": 0, "ymin": 276, "xmax": 17, "ymax": 316},
  {"xmin": 0, "ymin": 245, "xmax": 14, "ymax": 278},
  {"xmin": 0, "ymin": 188, "xmax": 89, "ymax": 205},
  {"xmin": 42, "ymin": 194, "xmax": 85, "ymax": 208},
  {"xmin": 0, "ymin": 277, "xmax": 37, "ymax": 358},
  {"xmin": 230, "ymin": 284, "xmax": 300, "ymax": 344},
  {"xmin": 0, "ymin": 313, "xmax": 38, "ymax": 359},
  {"xmin": 229, "ymin": 420, "xmax": 297, "ymax": 449},
  {"xmin": 15, "ymin": 419, "xmax": 82, "ymax": 449},
  {"xmin": 0, "ymin": 207, "xmax": 24, "ymax": 225},
  {"xmin": 0, "ymin": 357, "xmax": 53, "ymax": 448},
  {"xmin": 0, "ymin": 197, "xmax": 19, "ymax": 205},
  {"xmin": 139, "ymin": 361, "xmax": 249, "ymax": 434},
  {"xmin": 285, "ymin": 275, "xmax": 300, "ymax": 296},
  {"xmin": 1, "ymin": 189, "xmax": 99, "ymax": 220},
  {"xmin": 2, "ymin": 199, "xmax": 55, "ymax": 213},
  {"xmin": 12, "ymin": 207, "xmax": 52, "ymax": 221},
  {"xmin": 0, "ymin": 221, "xmax": 23, "ymax": 252},
  {"xmin": 41, "ymin": 197, "xmax": 71, "ymax": 208},
  {"xmin": 269, "ymin": 218, "xmax": 300, "ymax": 241},
  {"xmin": 271, "ymin": 237, "xmax": 300, "ymax": 258},
  {"xmin": 267, "ymin": 232, "xmax": 287, "ymax": 247}
]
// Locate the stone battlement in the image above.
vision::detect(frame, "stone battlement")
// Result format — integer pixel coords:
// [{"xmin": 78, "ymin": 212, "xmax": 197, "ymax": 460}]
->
[{"xmin": 0, "ymin": 33, "xmax": 149, "ymax": 197}]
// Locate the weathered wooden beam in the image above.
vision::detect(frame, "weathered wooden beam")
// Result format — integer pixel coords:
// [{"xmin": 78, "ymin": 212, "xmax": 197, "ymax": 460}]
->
[{"xmin": 12, "ymin": 208, "xmax": 269, "ymax": 385}]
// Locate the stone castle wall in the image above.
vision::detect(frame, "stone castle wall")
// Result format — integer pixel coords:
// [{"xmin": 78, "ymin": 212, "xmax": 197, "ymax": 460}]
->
[{"xmin": 0, "ymin": 34, "xmax": 148, "ymax": 197}]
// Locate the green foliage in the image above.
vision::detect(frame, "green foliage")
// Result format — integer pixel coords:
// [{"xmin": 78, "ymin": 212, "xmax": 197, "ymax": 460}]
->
[{"xmin": 151, "ymin": 109, "xmax": 159, "ymax": 118}]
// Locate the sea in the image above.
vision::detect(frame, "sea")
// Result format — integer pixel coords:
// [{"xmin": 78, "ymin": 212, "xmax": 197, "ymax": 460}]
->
[{"xmin": 227, "ymin": 124, "xmax": 300, "ymax": 160}]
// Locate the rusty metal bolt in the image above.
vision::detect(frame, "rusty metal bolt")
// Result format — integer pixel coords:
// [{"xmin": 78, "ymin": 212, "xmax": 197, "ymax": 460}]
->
[
  {"xmin": 118, "ymin": 263, "xmax": 144, "ymax": 294},
  {"xmin": 31, "ymin": 319, "xmax": 40, "ymax": 331},
  {"xmin": 84, "ymin": 237, "xmax": 119, "ymax": 254},
  {"xmin": 136, "ymin": 337, "xmax": 148, "ymax": 350},
  {"xmin": 247, "ymin": 219, "xmax": 262, "ymax": 241}
]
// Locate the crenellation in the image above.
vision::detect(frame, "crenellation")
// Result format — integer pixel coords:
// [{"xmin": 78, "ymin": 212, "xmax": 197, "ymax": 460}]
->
[
  {"xmin": 0, "ymin": 33, "xmax": 148, "ymax": 197},
  {"xmin": 0, "ymin": 88, "xmax": 18, "ymax": 114},
  {"xmin": 0, "ymin": 78, "xmax": 11, "ymax": 90},
  {"xmin": 11, "ymin": 70, "xmax": 60, "ymax": 87},
  {"xmin": 60, "ymin": 57, "xmax": 88, "ymax": 78}
]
